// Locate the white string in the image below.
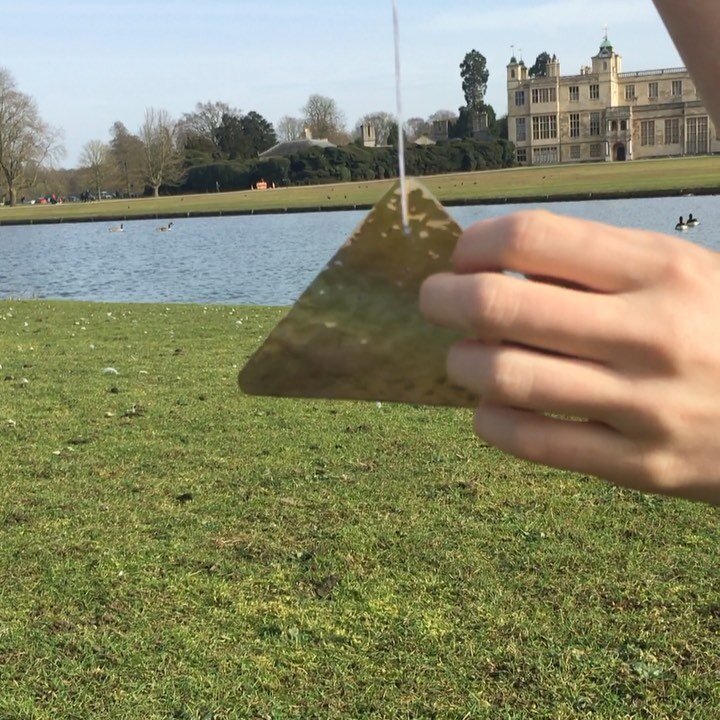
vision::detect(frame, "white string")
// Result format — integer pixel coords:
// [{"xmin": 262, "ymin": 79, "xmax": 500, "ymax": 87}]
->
[{"xmin": 392, "ymin": 0, "xmax": 410, "ymax": 234}]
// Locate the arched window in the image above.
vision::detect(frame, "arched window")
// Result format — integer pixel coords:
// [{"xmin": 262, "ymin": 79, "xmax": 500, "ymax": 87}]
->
[{"xmin": 620, "ymin": 120, "xmax": 628, "ymax": 131}]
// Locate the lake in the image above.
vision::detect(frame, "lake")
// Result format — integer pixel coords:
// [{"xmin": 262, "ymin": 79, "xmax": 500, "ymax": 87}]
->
[{"xmin": 1, "ymin": 195, "xmax": 718, "ymax": 305}]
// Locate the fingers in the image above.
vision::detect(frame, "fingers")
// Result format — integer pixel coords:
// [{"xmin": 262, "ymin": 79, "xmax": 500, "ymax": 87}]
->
[
  {"xmin": 420, "ymin": 271, "xmax": 633, "ymax": 363},
  {"xmin": 473, "ymin": 403, "xmax": 635, "ymax": 482},
  {"xmin": 448, "ymin": 341, "xmax": 632, "ymax": 424},
  {"xmin": 452, "ymin": 210, "xmax": 666, "ymax": 293}
]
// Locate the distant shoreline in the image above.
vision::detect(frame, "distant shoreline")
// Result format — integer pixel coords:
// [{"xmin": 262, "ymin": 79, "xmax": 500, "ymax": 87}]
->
[
  {"xmin": 1, "ymin": 186, "xmax": 717, "ymax": 228},
  {"xmin": 2, "ymin": 156, "xmax": 719, "ymax": 227}
]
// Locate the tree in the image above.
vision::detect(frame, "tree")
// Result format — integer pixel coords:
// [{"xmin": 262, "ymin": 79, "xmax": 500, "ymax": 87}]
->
[
  {"xmin": 79, "ymin": 140, "xmax": 112, "ymax": 199},
  {"xmin": 0, "ymin": 67, "xmax": 63, "ymax": 205},
  {"xmin": 276, "ymin": 115, "xmax": 305, "ymax": 142},
  {"xmin": 460, "ymin": 50, "xmax": 490, "ymax": 109},
  {"xmin": 109, "ymin": 121, "xmax": 144, "ymax": 197},
  {"xmin": 302, "ymin": 94, "xmax": 346, "ymax": 143},
  {"xmin": 529, "ymin": 52, "xmax": 552, "ymax": 78},
  {"xmin": 428, "ymin": 110, "xmax": 458, "ymax": 123},
  {"xmin": 450, "ymin": 104, "xmax": 497, "ymax": 139},
  {"xmin": 495, "ymin": 114, "xmax": 509, "ymax": 140},
  {"xmin": 179, "ymin": 100, "xmax": 239, "ymax": 155},
  {"xmin": 355, "ymin": 112, "xmax": 396, "ymax": 146},
  {"xmin": 240, "ymin": 111, "xmax": 277, "ymax": 157},
  {"xmin": 139, "ymin": 108, "xmax": 183, "ymax": 197},
  {"xmin": 405, "ymin": 117, "xmax": 431, "ymax": 141},
  {"xmin": 214, "ymin": 110, "xmax": 276, "ymax": 160},
  {"xmin": 386, "ymin": 122, "xmax": 400, "ymax": 148}
]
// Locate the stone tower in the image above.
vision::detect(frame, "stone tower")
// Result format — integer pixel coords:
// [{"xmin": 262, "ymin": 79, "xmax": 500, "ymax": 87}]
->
[{"xmin": 361, "ymin": 123, "xmax": 377, "ymax": 148}]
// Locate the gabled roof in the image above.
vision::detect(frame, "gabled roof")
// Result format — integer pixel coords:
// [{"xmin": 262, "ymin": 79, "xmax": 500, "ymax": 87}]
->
[{"xmin": 259, "ymin": 138, "xmax": 335, "ymax": 158}]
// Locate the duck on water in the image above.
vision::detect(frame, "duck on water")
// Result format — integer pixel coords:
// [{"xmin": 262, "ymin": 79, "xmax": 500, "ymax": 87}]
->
[{"xmin": 158, "ymin": 221, "xmax": 174, "ymax": 232}]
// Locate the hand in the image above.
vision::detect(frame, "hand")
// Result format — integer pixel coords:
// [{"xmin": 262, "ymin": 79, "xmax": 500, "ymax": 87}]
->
[{"xmin": 420, "ymin": 210, "xmax": 720, "ymax": 504}]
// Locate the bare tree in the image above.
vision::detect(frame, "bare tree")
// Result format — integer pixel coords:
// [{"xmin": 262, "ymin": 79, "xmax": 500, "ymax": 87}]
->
[
  {"xmin": 178, "ymin": 100, "xmax": 239, "ymax": 151},
  {"xmin": 428, "ymin": 109, "xmax": 458, "ymax": 123},
  {"xmin": 276, "ymin": 115, "xmax": 305, "ymax": 142},
  {"xmin": 139, "ymin": 108, "xmax": 182, "ymax": 197},
  {"xmin": 0, "ymin": 67, "xmax": 64, "ymax": 205},
  {"xmin": 79, "ymin": 139, "xmax": 112, "ymax": 199},
  {"xmin": 355, "ymin": 111, "xmax": 396, "ymax": 146},
  {"xmin": 406, "ymin": 116, "xmax": 431, "ymax": 141},
  {"xmin": 301, "ymin": 94, "xmax": 346, "ymax": 143}
]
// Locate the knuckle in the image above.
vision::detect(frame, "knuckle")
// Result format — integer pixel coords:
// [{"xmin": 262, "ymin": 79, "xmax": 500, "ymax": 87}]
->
[
  {"xmin": 655, "ymin": 243, "xmax": 700, "ymax": 287},
  {"xmin": 638, "ymin": 329, "xmax": 678, "ymax": 370},
  {"xmin": 467, "ymin": 275, "xmax": 519, "ymax": 331},
  {"xmin": 485, "ymin": 351, "xmax": 532, "ymax": 404},
  {"xmin": 500, "ymin": 210, "xmax": 549, "ymax": 259},
  {"xmin": 633, "ymin": 451, "xmax": 682, "ymax": 495}
]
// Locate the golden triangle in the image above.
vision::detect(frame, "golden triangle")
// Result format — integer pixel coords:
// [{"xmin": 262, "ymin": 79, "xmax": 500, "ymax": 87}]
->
[{"xmin": 239, "ymin": 178, "xmax": 477, "ymax": 407}]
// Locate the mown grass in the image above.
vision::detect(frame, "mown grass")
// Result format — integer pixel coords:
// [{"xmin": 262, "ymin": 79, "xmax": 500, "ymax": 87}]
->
[
  {"xmin": 0, "ymin": 300, "xmax": 718, "ymax": 719},
  {"xmin": 2, "ymin": 156, "xmax": 720, "ymax": 225}
]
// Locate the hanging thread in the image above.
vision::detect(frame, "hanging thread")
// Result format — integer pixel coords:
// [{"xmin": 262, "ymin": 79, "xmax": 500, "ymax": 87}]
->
[{"xmin": 392, "ymin": 0, "xmax": 410, "ymax": 234}]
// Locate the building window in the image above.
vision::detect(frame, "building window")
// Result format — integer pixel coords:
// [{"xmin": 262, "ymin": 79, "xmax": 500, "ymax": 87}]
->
[
  {"xmin": 569, "ymin": 86, "xmax": 579, "ymax": 102},
  {"xmin": 531, "ymin": 87, "xmax": 557, "ymax": 104},
  {"xmin": 620, "ymin": 120, "xmax": 628, "ymax": 131},
  {"xmin": 665, "ymin": 118, "xmax": 680, "ymax": 145},
  {"xmin": 515, "ymin": 90, "xmax": 526, "ymax": 106},
  {"xmin": 532, "ymin": 146, "xmax": 559, "ymax": 165},
  {"xmin": 532, "ymin": 115, "xmax": 558, "ymax": 140},
  {"xmin": 590, "ymin": 112, "xmax": 602, "ymax": 136},
  {"xmin": 570, "ymin": 145, "xmax": 581, "ymax": 160},
  {"xmin": 641, "ymin": 120, "xmax": 655, "ymax": 146},
  {"xmin": 687, "ymin": 116, "xmax": 709, "ymax": 154},
  {"xmin": 625, "ymin": 85, "xmax": 636, "ymax": 101},
  {"xmin": 515, "ymin": 117, "xmax": 527, "ymax": 142},
  {"xmin": 648, "ymin": 82, "xmax": 659, "ymax": 99},
  {"xmin": 589, "ymin": 143, "xmax": 603, "ymax": 158},
  {"xmin": 672, "ymin": 80, "xmax": 683, "ymax": 97},
  {"xmin": 589, "ymin": 84, "xmax": 600, "ymax": 100},
  {"xmin": 610, "ymin": 120, "xmax": 618, "ymax": 132},
  {"xmin": 516, "ymin": 148, "xmax": 527, "ymax": 164},
  {"xmin": 511, "ymin": 69, "xmax": 516, "ymax": 79},
  {"xmin": 569, "ymin": 113, "xmax": 580, "ymax": 138}
]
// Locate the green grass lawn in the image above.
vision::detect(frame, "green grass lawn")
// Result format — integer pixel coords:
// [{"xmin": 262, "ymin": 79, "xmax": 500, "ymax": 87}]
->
[
  {"xmin": 0, "ymin": 300, "xmax": 718, "ymax": 718},
  {"xmin": 2, "ymin": 155, "xmax": 720, "ymax": 225}
]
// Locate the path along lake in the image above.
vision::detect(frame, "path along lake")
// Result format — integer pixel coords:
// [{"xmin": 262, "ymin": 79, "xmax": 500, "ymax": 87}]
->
[{"xmin": 1, "ymin": 196, "xmax": 718, "ymax": 305}]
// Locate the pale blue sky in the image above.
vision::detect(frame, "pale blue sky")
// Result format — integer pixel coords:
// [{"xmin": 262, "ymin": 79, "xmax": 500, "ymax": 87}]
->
[{"xmin": 1, "ymin": 0, "xmax": 679, "ymax": 166}]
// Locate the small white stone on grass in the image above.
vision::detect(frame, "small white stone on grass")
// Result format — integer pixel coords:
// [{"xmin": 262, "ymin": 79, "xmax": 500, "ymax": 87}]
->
[{"xmin": 102, "ymin": 367, "xmax": 120, "ymax": 375}]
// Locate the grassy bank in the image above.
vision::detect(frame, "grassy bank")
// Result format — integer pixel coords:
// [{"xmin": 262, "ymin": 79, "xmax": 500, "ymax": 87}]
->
[
  {"xmin": 0, "ymin": 299, "xmax": 719, "ymax": 718},
  {"xmin": 2, "ymin": 156, "xmax": 720, "ymax": 226}
]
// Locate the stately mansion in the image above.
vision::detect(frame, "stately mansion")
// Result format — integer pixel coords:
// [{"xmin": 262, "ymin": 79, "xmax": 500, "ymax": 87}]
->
[{"xmin": 507, "ymin": 36, "xmax": 719, "ymax": 165}]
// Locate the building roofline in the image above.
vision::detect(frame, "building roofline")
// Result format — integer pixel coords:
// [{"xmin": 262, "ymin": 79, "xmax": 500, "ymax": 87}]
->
[{"xmin": 618, "ymin": 67, "xmax": 687, "ymax": 78}]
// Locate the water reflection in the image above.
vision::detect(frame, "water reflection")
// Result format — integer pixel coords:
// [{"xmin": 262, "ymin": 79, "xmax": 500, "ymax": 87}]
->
[{"xmin": 0, "ymin": 195, "xmax": 717, "ymax": 305}]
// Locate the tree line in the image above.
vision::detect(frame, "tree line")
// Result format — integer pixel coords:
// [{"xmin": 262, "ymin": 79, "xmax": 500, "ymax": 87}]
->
[{"xmin": 0, "ymin": 50, "xmax": 521, "ymax": 206}]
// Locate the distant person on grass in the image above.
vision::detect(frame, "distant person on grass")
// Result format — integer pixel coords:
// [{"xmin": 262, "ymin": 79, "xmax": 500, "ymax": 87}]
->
[{"xmin": 421, "ymin": 0, "xmax": 720, "ymax": 505}]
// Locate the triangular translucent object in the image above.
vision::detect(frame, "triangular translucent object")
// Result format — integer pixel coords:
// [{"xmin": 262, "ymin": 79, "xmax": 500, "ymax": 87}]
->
[{"xmin": 239, "ymin": 178, "xmax": 477, "ymax": 407}]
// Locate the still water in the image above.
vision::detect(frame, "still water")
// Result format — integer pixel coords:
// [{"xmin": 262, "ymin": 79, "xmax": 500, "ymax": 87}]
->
[{"xmin": 1, "ymin": 196, "xmax": 718, "ymax": 305}]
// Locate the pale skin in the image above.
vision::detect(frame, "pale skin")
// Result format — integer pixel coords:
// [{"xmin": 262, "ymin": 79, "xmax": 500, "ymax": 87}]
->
[{"xmin": 420, "ymin": 0, "xmax": 720, "ymax": 504}]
